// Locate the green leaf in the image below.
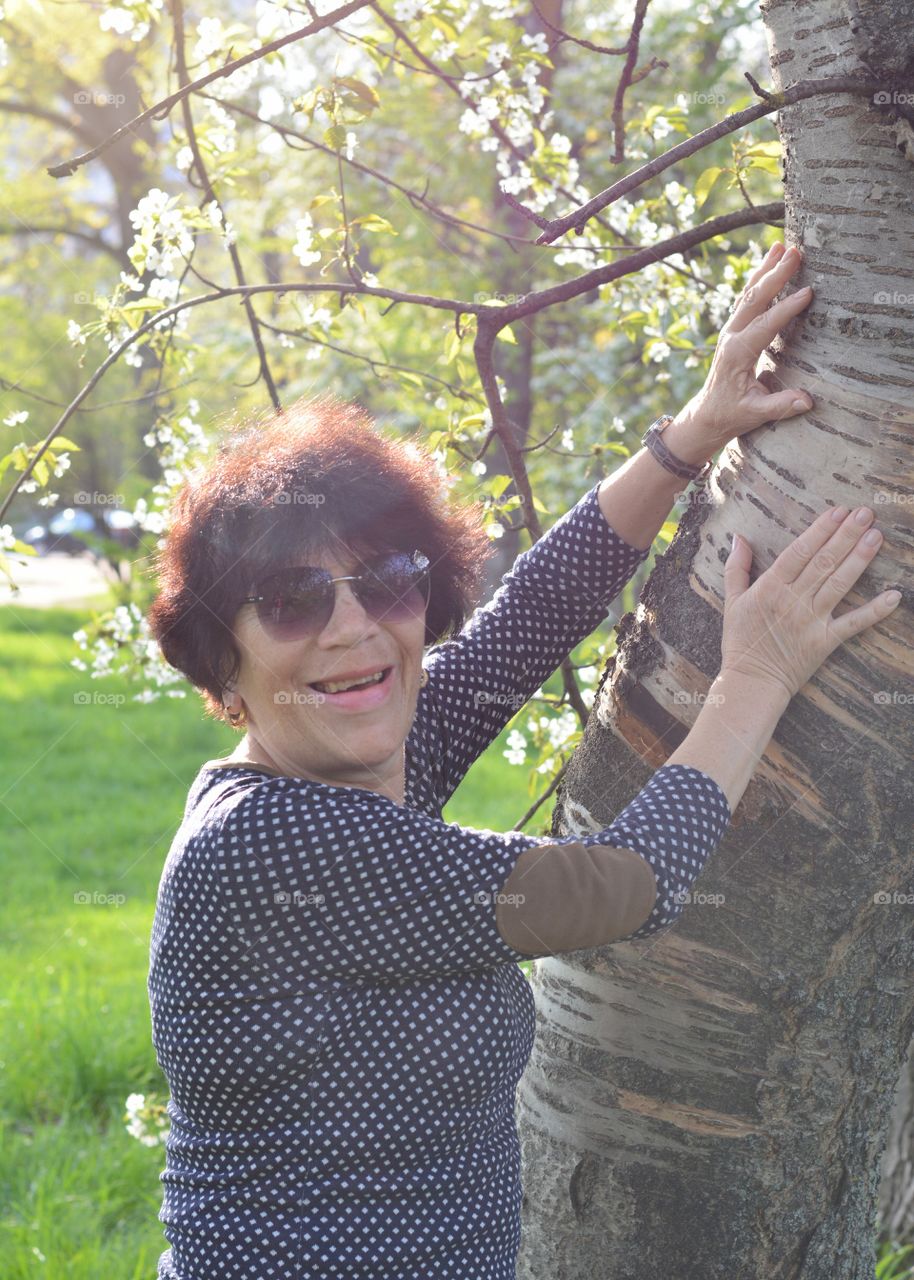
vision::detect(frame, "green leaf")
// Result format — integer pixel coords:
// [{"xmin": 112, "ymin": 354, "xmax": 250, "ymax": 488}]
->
[
  {"xmin": 324, "ymin": 124, "xmax": 347, "ymax": 150},
  {"xmin": 488, "ymin": 473, "xmax": 512, "ymax": 498},
  {"xmin": 656, "ymin": 519, "xmax": 679, "ymax": 543},
  {"xmin": 334, "ymin": 76, "xmax": 381, "ymax": 110},
  {"xmin": 442, "ymin": 329, "xmax": 462, "ymax": 363},
  {"xmin": 350, "ymin": 214, "xmax": 397, "ymax": 235},
  {"xmin": 744, "ymin": 155, "xmax": 781, "ymax": 176},
  {"xmin": 495, "ymin": 325, "xmax": 516, "ymax": 344},
  {"xmin": 695, "ymin": 166, "xmax": 724, "ymax": 208},
  {"xmin": 531, "ymin": 494, "xmax": 550, "ymax": 514},
  {"xmin": 743, "ymin": 140, "xmax": 781, "ymax": 157},
  {"xmin": 48, "ymin": 436, "xmax": 80, "ymax": 452}
]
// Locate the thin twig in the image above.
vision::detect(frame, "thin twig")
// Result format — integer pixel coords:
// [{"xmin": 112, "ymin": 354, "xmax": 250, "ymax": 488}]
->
[{"xmin": 46, "ymin": 0, "xmax": 371, "ymax": 178}]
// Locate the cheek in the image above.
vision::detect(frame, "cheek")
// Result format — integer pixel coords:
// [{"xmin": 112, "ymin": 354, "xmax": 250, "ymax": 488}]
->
[{"xmin": 235, "ymin": 626, "xmax": 313, "ymax": 699}]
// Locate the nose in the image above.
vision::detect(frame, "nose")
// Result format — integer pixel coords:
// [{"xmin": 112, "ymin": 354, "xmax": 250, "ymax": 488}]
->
[{"xmin": 315, "ymin": 579, "xmax": 381, "ymax": 647}]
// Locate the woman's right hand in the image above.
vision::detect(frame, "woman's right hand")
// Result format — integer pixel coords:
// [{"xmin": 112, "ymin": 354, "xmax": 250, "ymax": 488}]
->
[{"xmin": 721, "ymin": 505, "xmax": 902, "ymax": 699}]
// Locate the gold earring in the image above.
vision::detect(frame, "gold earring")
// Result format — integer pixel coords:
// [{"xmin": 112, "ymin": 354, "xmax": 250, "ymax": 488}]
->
[{"xmin": 419, "ymin": 667, "xmax": 429, "ymax": 688}]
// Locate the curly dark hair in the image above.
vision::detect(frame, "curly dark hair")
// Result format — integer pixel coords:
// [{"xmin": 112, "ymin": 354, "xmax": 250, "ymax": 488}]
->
[{"xmin": 147, "ymin": 393, "xmax": 494, "ymax": 725}]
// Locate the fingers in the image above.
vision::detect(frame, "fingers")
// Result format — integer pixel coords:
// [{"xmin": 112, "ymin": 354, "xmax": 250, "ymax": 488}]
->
[
  {"xmin": 828, "ymin": 586, "xmax": 903, "ymax": 645},
  {"xmin": 793, "ymin": 505, "xmax": 876, "ymax": 598},
  {"xmin": 738, "ymin": 286, "xmax": 814, "ymax": 363},
  {"xmin": 769, "ymin": 505, "xmax": 853, "ymax": 585},
  {"xmin": 743, "ymin": 241, "xmax": 785, "ymax": 291},
  {"xmin": 728, "ymin": 243, "xmax": 805, "ymax": 333},
  {"xmin": 808, "ymin": 509, "xmax": 885, "ymax": 613},
  {"xmin": 723, "ymin": 531, "xmax": 752, "ymax": 605}
]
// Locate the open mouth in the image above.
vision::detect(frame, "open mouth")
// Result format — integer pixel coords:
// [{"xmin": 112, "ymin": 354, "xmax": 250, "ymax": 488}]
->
[{"xmin": 306, "ymin": 666, "xmax": 394, "ymax": 707}]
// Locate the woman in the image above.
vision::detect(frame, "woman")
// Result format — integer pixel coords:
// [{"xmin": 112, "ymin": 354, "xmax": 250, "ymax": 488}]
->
[{"xmin": 146, "ymin": 242, "xmax": 900, "ymax": 1279}]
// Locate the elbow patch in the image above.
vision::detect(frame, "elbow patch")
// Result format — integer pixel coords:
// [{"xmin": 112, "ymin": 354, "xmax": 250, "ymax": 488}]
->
[{"xmin": 495, "ymin": 841, "xmax": 657, "ymax": 958}]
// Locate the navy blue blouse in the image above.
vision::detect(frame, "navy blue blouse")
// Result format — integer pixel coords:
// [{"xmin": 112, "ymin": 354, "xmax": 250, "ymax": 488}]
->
[{"xmin": 149, "ymin": 481, "xmax": 731, "ymax": 1278}]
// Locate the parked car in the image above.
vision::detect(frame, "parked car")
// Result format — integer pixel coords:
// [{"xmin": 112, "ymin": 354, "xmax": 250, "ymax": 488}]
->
[{"xmin": 18, "ymin": 506, "xmax": 141, "ymax": 556}]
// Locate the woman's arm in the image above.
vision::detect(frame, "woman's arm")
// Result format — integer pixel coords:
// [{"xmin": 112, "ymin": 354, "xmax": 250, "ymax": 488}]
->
[
  {"xmin": 418, "ymin": 480, "xmax": 650, "ymax": 803},
  {"xmin": 664, "ymin": 668, "xmax": 792, "ymax": 816},
  {"xmin": 597, "ymin": 408, "xmax": 711, "ymax": 552}
]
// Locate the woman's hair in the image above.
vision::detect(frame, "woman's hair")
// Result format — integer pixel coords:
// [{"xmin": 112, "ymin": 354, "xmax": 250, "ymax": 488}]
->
[{"xmin": 147, "ymin": 393, "xmax": 494, "ymax": 725}]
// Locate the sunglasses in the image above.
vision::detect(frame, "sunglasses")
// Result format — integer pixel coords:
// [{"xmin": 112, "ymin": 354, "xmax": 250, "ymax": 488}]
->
[{"xmin": 240, "ymin": 549, "xmax": 431, "ymax": 640}]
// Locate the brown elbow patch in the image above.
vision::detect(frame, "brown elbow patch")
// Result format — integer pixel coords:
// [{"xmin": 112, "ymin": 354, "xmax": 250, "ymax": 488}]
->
[{"xmin": 494, "ymin": 841, "xmax": 657, "ymax": 958}]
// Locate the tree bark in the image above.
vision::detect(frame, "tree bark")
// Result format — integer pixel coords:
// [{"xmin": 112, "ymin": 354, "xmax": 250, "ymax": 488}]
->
[
  {"xmin": 517, "ymin": 3, "xmax": 914, "ymax": 1276},
  {"xmin": 880, "ymin": 1035, "xmax": 914, "ymax": 1245}
]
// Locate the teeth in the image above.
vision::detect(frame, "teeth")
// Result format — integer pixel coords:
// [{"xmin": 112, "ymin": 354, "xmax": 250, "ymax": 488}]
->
[{"xmin": 314, "ymin": 669, "xmax": 386, "ymax": 694}]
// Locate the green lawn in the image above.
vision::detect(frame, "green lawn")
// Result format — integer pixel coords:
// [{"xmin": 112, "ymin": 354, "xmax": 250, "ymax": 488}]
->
[{"xmin": 0, "ymin": 602, "xmax": 535, "ymax": 1277}]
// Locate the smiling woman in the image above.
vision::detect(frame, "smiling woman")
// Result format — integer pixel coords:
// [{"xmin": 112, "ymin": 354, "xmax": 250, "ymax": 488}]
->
[{"xmin": 144, "ymin": 392, "xmax": 739, "ymax": 1280}]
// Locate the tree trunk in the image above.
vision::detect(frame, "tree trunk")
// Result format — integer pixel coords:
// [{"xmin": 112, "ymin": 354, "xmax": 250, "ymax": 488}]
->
[{"xmin": 517, "ymin": 3, "xmax": 914, "ymax": 1276}]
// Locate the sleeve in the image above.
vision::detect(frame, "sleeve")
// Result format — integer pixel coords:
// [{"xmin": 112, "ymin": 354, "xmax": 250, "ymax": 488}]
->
[
  {"xmin": 419, "ymin": 480, "xmax": 650, "ymax": 803},
  {"xmin": 212, "ymin": 763, "xmax": 730, "ymax": 984},
  {"xmin": 495, "ymin": 764, "xmax": 732, "ymax": 955}
]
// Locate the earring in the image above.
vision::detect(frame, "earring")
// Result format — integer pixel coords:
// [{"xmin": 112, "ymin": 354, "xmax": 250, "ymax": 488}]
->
[
  {"xmin": 419, "ymin": 667, "xmax": 429, "ymax": 688},
  {"xmin": 222, "ymin": 688, "xmax": 246, "ymax": 726}
]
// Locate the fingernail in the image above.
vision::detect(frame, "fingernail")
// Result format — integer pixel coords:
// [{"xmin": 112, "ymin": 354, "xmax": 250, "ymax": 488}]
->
[
  {"xmin": 797, "ymin": 286, "xmax": 812, "ymax": 297},
  {"xmin": 793, "ymin": 399, "xmax": 810, "ymax": 411},
  {"xmin": 884, "ymin": 590, "xmax": 901, "ymax": 606},
  {"xmin": 831, "ymin": 505, "xmax": 848, "ymax": 522}
]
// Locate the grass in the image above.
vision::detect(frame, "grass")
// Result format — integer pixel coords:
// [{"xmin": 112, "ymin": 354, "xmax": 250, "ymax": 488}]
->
[{"xmin": 0, "ymin": 602, "xmax": 534, "ymax": 1276}]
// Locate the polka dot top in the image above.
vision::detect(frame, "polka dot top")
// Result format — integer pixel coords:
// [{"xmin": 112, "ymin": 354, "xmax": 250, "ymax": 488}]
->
[{"xmin": 149, "ymin": 481, "xmax": 732, "ymax": 1279}]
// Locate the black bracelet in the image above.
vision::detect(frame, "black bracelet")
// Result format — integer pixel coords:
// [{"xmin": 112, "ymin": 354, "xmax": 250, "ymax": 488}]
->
[{"xmin": 640, "ymin": 414, "xmax": 713, "ymax": 482}]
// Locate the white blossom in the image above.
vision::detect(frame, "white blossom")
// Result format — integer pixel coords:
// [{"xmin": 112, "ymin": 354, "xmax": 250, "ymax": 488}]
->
[
  {"xmin": 504, "ymin": 728, "xmax": 526, "ymax": 765},
  {"xmin": 292, "ymin": 214, "xmax": 322, "ymax": 267}
]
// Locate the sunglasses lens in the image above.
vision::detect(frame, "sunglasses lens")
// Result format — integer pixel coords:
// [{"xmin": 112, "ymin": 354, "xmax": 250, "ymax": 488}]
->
[
  {"xmin": 256, "ymin": 571, "xmax": 333, "ymax": 639},
  {"xmin": 357, "ymin": 552, "xmax": 431, "ymax": 621},
  {"xmin": 251, "ymin": 552, "xmax": 429, "ymax": 640}
]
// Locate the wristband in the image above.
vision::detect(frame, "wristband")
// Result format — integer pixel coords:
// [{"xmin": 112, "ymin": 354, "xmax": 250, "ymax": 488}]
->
[{"xmin": 640, "ymin": 414, "xmax": 714, "ymax": 483}]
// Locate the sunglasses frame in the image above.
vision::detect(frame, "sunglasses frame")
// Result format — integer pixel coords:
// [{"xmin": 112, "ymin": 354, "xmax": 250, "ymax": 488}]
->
[{"xmin": 240, "ymin": 548, "xmax": 431, "ymax": 638}]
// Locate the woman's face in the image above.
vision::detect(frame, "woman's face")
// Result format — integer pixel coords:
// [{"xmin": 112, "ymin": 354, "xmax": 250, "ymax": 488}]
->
[{"xmin": 229, "ymin": 541, "xmax": 427, "ymax": 800}]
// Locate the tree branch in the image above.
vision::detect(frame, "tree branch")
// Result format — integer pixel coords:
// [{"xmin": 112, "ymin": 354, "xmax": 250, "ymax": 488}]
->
[
  {"xmin": 0, "ymin": 200, "xmax": 782, "ymax": 523},
  {"xmin": 171, "ymin": 0, "xmax": 281, "ymax": 410},
  {"xmin": 512, "ymin": 74, "xmax": 883, "ymax": 244},
  {"xmin": 46, "ymin": 0, "xmax": 372, "ymax": 179},
  {"xmin": 611, "ymin": 0, "xmax": 666, "ymax": 164},
  {"xmin": 0, "ymin": 223, "xmax": 130, "ymax": 267}
]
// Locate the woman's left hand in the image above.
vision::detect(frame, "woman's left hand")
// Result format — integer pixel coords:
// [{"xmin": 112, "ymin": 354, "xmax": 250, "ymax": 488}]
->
[{"xmin": 674, "ymin": 240, "xmax": 815, "ymax": 461}]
